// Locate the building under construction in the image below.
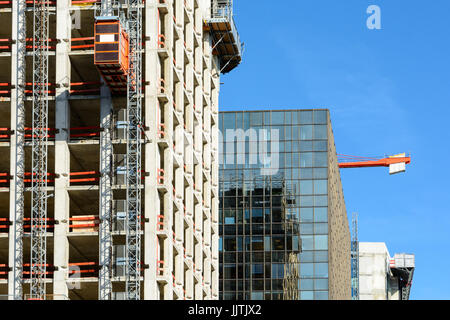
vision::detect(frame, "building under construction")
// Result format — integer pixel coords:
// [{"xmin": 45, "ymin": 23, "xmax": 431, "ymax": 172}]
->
[
  {"xmin": 359, "ymin": 243, "xmax": 415, "ymax": 300},
  {"xmin": 0, "ymin": 0, "xmax": 242, "ymax": 300}
]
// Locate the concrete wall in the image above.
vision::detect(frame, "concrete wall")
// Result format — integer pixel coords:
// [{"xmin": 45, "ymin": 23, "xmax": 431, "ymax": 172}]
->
[
  {"xmin": 359, "ymin": 242, "xmax": 403, "ymax": 300},
  {"xmin": 327, "ymin": 114, "xmax": 351, "ymax": 300},
  {"xmin": 359, "ymin": 242, "xmax": 390, "ymax": 300}
]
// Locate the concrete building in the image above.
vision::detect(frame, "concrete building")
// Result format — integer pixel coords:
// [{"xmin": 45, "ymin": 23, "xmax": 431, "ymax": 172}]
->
[
  {"xmin": 218, "ymin": 109, "xmax": 351, "ymax": 300},
  {"xmin": 0, "ymin": 0, "xmax": 241, "ymax": 300},
  {"xmin": 359, "ymin": 242, "xmax": 415, "ymax": 300}
]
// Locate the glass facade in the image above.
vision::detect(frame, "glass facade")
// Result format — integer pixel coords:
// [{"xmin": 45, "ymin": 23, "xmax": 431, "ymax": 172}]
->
[{"xmin": 218, "ymin": 110, "xmax": 330, "ymax": 300}]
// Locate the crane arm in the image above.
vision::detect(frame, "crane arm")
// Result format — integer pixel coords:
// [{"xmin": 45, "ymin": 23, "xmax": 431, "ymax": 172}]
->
[{"xmin": 338, "ymin": 156, "xmax": 411, "ymax": 169}]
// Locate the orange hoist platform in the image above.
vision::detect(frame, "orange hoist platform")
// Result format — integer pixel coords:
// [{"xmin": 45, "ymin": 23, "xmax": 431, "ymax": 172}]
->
[{"xmin": 94, "ymin": 17, "xmax": 129, "ymax": 95}]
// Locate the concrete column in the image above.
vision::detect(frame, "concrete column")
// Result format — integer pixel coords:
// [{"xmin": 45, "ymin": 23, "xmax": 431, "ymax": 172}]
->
[
  {"xmin": 53, "ymin": 0, "xmax": 71, "ymax": 300},
  {"xmin": 8, "ymin": 0, "xmax": 26, "ymax": 300},
  {"xmin": 144, "ymin": 0, "xmax": 159, "ymax": 300}
]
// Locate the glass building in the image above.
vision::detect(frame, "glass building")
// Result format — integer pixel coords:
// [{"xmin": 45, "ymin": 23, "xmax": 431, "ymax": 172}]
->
[{"xmin": 218, "ymin": 109, "xmax": 350, "ymax": 300}]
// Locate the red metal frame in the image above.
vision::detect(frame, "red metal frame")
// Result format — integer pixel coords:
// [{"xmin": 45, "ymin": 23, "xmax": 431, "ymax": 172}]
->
[{"xmin": 338, "ymin": 156, "xmax": 411, "ymax": 169}]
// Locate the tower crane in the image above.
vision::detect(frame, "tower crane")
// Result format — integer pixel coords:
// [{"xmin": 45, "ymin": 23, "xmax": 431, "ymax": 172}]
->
[{"xmin": 339, "ymin": 153, "xmax": 412, "ymax": 301}]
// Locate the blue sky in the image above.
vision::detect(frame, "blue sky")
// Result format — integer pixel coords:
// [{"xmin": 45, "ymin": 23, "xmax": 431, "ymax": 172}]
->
[{"xmin": 219, "ymin": 0, "xmax": 450, "ymax": 300}]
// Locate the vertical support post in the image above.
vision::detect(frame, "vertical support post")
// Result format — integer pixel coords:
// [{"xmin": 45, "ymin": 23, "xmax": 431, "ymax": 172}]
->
[
  {"xmin": 143, "ymin": 0, "xmax": 158, "ymax": 300},
  {"xmin": 30, "ymin": 0, "xmax": 50, "ymax": 300},
  {"xmin": 53, "ymin": 0, "xmax": 71, "ymax": 301},
  {"xmin": 99, "ymin": 79, "xmax": 113, "ymax": 300},
  {"xmin": 8, "ymin": 0, "xmax": 26, "ymax": 300}
]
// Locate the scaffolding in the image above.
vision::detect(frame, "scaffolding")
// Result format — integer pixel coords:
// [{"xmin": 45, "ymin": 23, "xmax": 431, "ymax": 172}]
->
[
  {"xmin": 351, "ymin": 212, "xmax": 359, "ymax": 300},
  {"xmin": 125, "ymin": 0, "xmax": 143, "ymax": 300},
  {"xmin": 97, "ymin": 1, "xmax": 118, "ymax": 300},
  {"xmin": 12, "ymin": 0, "xmax": 26, "ymax": 301},
  {"xmin": 30, "ymin": 0, "xmax": 50, "ymax": 300},
  {"xmin": 390, "ymin": 254, "xmax": 415, "ymax": 300}
]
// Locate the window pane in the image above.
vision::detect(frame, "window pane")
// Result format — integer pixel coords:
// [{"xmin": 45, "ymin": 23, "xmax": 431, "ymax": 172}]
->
[
  {"xmin": 301, "ymin": 279, "xmax": 314, "ymax": 290},
  {"xmin": 300, "ymin": 196, "xmax": 313, "ymax": 207},
  {"xmin": 224, "ymin": 264, "xmax": 236, "ymax": 279},
  {"xmin": 299, "ymin": 111, "xmax": 313, "ymax": 124},
  {"xmin": 301, "ymin": 235, "xmax": 313, "ymax": 251},
  {"xmin": 314, "ymin": 168, "xmax": 328, "ymax": 179},
  {"xmin": 252, "ymin": 236, "xmax": 264, "ymax": 251},
  {"xmin": 300, "ymin": 208, "xmax": 313, "ymax": 223},
  {"xmin": 271, "ymin": 264, "xmax": 284, "ymax": 279},
  {"xmin": 315, "ymin": 263, "xmax": 329, "ymax": 277},
  {"xmin": 300, "ymin": 180, "xmax": 313, "ymax": 195},
  {"xmin": 272, "ymin": 235, "xmax": 285, "ymax": 250},
  {"xmin": 313, "ymin": 140, "xmax": 327, "ymax": 151},
  {"xmin": 224, "ymin": 236, "xmax": 237, "ymax": 251},
  {"xmin": 315, "ymin": 279, "xmax": 329, "ymax": 290},
  {"xmin": 315, "ymin": 235, "xmax": 328, "ymax": 250},
  {"xmin": 271, "ymin": 111, "xmax": 284, "ymax": 125},
  {"xmin": 300, "ymin": 141, "xmax": 313, "ymax": 152},
  {"xmin": 300, "ymin": 125, "xmax": 313, "ymax": 140},
  {"xmin": 300, "ymin": 153, "xmax": 313, "ymax": 167},
  {"xmin": 314, "ymin": 291, "xmax": 329, "ymax": 300},
  {"xmin": 314, "ymin": 110, "xmax": 328, "ymax": 124},
  {"xmin": 224, "ymin": 209, "xmax": 236, "ymax": 224},
  {"xmin": 313, "ymin": 125, "xmax": 327, "ymax": 140},
  {"xmin": 224, "ymin": 113, "xmax": 235, "ymax": 129},
  {"xmin": 251, "ymin": 264, "xmax": 264, "ymax": 278},
  {"xmin": 264, "ymin": 236, "xmax": 271, "ymax": 251},
  {"xmin": 314, "ymin": 180, "xmax": 327, "ymax": 194},
  {"xmin": 314, "ymin": 152, "xmax": 328, "ymax": 167},
  {"xmin": 315, "ymin": 251, "xmax": 328, "ymax": 262},
  {"xmin": 300, "ymin": 263, "xmax": 313, "ymax": 277},
  {"xmin": 251, "ymin": 292, "xmax": 264, "ymax": 300},
  {"xmin": 300, "ymin": 223, "xmax": 313, "ymax": 235},
  {"xmin": 300, "ymin": 291, "xmax": 314, "ymax": 300},
  {"xmin": 315, "ymin": 195, "xmax": 328, "ymax": 206},
  {"xmin": 250, "ymin": 112, "xmax": 263, "ymax": 126},
  {"xmin": 314, "ymin": 207, "xmax": 328, "ymax": 222},
  {"xmin": 314, "ymin": 223, "xmax": 328, "ymax": 234},
  {"xmin": 252, "ymin": 208, "xmax": 263, "ymax": 223}
]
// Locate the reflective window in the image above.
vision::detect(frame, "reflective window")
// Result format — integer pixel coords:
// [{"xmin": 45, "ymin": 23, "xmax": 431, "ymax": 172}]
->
[
  {"xmin": 301, "ymin": 235, "xmax": 313, "ymax": 251},
  {"xmin": 300, "ymin": 126, "xmax": 313, "ymax": 140},
  {"xmin": 250, "ymin": 112, "xmax": 263, "ymax": 126},
  {"xmin": 300, "ymin": 180, "xmax": 313, "ymax": 195},
  {"xmin": 300, "ymin": 208, "xmax": 313, "ymax": 223},
  {"xmin": 313, "ymin": 125, "xmax": 327, "ymax": 140},
  {"xmin": 313, "ymin": 140, "xmax": 327, "ymax": 152},
  {"xmin": 314, "ymin": 235, "xmax": 328, "ymax": 250},
  {"xmin": 314, "ymin": 110, "xmax": 328, "ymax": 124},
  {"xmin": 300, "ymin": 153, "xmax": 313, "ymax": 167},
  {"xmin": 224, "ymin": 113, "xmax": 235, "ymax": 129},
  {"xmin": 314, "ymin": 180, "xmax": 327, "ymax": 194},
  {"xmin": 315, "ymin": 279, "xmax": 328, "ymax": 290},
  {"xmin": 314, "ymin": 223, "xmax": 328, "ymax": 235},
  {"xmin": 314, "ymin": 207, "xmax": 328, "ymax": 222},
  {"xmin": 271, "ymin": 111, "xmax": 284, "ymax": 125},
  {"xmin": 300, "ymin": 263, "xmax": 314, "ymax": 277},
  {"xmin": 314, "ymin": 291, "xmax": 329, "ymax": 300},
  {"xmin": 314, "ymin": 152, "xmax": 328, "ymax": 168},
  {"xmin": 299, "ymin": 111, "xmax": 313, "ymax": 124},
  {"xmin": 315, "ymin": 263, "xmax": 329, "ymax": 278}
]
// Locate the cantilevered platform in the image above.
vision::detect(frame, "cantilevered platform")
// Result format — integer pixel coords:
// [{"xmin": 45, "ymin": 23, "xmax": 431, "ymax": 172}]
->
[{"xmin": 205, "ymin": 1, "xmax": 242, "ymax": 74}]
